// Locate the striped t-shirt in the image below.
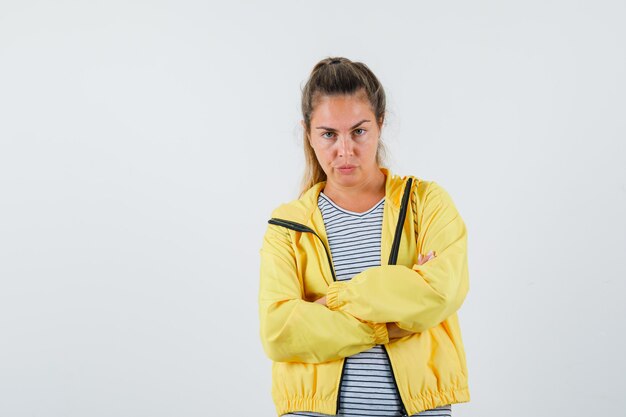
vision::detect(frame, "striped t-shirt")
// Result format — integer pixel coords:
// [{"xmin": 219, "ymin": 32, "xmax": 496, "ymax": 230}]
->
[{"xmin": 282, "ymin": 192, "xmax": 452, "ymax": 417}]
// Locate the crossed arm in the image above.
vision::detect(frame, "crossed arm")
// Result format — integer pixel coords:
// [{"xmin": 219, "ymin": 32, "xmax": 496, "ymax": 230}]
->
[
  {"xmin": 314, "ymin": 250, "xmax": 437, "ymax": 339},
  {"xmin": 258, "ymin": 223, "xmax": 390, "ymax": 364},
  {"xmin": 258, "ymin": 181, "xmax": 469, "ymax": 364}
]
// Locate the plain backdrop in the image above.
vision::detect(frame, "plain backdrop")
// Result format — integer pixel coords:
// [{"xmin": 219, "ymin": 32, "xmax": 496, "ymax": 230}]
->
[{"xmin": 1, "ymin": 1, "xmax": 625, "ymax": 416}]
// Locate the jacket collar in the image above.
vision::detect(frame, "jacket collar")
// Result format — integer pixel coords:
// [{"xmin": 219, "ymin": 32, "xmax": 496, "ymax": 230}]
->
[{"xmin": 269, "ymin": 166, "xmax": 413, "ymax": 270}]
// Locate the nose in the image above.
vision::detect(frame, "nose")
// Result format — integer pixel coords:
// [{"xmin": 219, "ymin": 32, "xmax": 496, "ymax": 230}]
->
[{"xmin": 337, "ymin": 135, "xmax": 354, "ymax": 158}]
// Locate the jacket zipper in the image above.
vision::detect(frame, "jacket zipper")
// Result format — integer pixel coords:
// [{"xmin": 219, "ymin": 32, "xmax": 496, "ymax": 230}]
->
[
  {"xmin": 388, "ymin": 177, "xmax": 413, "ymax": 265},
  {"xmin": 382, "ymin": 345, "xmax": 409, "ymax": 416},
  {"xmin": 384, "ymin": 177, "xmax": 412, "ymax": 417},
  {"xmin": 266, "ymin": 177, "xmax": 413, "ymax": 415},
  {"xmin": 267, "ymin": 218, "xmax": 336, "ymax": 281}
]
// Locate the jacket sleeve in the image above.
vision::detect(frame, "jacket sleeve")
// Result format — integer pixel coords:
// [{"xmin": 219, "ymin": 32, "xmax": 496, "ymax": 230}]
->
[
  {"xmin": 325, "ymin": 181, "xmax": 469, "ymax": 333},
  {"xmin": 258, "ymin": 222, "xmax": 389, "ymax": 364}
]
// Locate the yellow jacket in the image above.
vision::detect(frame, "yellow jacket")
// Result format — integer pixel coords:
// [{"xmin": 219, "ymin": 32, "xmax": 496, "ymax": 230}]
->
[{"xmin": 258, "ymin": 167, "xmax": 470, "ymax": 416}]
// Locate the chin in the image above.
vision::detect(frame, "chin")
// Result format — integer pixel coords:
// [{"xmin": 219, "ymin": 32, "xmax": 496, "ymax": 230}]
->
[{"xmin": 331, "ymin": 173, "xmax": 360, "ymax": 185}]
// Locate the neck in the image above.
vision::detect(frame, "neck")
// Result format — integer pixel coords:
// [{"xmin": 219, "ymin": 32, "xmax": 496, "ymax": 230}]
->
[{"xmin": 323, "ymin": 168, "xmax": 386, "ymax": 202}]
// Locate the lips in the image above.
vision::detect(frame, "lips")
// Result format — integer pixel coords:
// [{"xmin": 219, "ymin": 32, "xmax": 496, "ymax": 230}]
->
[{"xmin": 337, "ymin": 164, "xmax": 356, "ymax": 173}]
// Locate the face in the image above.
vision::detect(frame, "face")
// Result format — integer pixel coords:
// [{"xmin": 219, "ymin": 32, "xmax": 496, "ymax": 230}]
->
[{"xmin": 305, "ymin": 93, "xmax": 382, "ymax": 189}]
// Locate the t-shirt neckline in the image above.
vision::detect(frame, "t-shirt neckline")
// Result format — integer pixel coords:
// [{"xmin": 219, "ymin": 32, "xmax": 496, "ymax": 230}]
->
[{"xmin": 319, "ymin": 192, "xmax": 385, "ymax": 216}]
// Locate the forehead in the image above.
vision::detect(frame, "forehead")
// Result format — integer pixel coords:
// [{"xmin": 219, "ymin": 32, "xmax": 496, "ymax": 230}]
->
[{"xmin": 311, "ymin": 93, "xmax": 375, "ymax": 126}]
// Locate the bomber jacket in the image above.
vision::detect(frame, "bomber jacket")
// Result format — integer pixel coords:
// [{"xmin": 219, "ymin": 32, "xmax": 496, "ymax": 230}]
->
[{"xmin": 258, "ymin": 167, "xmax": 470, "ymax": 416}]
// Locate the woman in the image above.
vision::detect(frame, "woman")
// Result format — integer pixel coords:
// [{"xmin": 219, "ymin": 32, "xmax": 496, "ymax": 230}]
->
[{"xmin": 258, "ymin": 57, "xmax": 470, "ymax": 417}]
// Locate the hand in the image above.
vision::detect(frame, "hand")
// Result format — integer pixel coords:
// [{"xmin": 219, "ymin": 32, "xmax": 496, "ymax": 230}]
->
[
  {"xmin": 418, "ymin": 250, "xmax": 436, "ymax": 265},
  {"xmin": 387, "ymin": 322, "xmax": 414, "ymax": 340},
  {"xmin": 388, "ymin": 250, "xmax": 437, "ymax": 340},
  {"xmin": 314, "ymin": 296, "xmax": 327, "ymax": 306}
]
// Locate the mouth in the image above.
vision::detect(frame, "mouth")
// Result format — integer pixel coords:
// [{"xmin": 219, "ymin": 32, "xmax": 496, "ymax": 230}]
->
[{"xmin": 336, "ymin": 164, "xmax": 356, "ymax": 173}]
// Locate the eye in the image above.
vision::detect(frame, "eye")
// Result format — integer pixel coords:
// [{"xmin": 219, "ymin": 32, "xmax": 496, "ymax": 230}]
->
[
  {"xmin": 354, "ymin": 128, "xmax": 366, "ymax": 136},
  {"xmin": 322, "ymin": 132, "xmax": 335, "ymax": 139}
]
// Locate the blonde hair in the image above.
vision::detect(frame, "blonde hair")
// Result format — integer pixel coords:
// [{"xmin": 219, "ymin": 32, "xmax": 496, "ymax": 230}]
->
[{"xmin": 299, "ymin": 57, "xmax": 388, "ymax": 197}]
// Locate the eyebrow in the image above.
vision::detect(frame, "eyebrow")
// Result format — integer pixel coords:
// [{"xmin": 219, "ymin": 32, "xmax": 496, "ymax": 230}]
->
[{"xmin": 315, "ymin": 119, "xmax": 371, "ymax": 131}]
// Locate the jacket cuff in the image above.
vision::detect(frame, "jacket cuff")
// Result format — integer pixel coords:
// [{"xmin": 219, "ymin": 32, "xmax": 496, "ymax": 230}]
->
[
  {"xmin": 369, "ymin": 322, "xmax": 389, "ymax": 345},
  {"xmin": 326, "ymin": 282, "xmax": 346, "ymax": 311}
]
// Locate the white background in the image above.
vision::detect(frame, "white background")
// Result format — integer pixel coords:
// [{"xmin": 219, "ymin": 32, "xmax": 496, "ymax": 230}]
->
[{"xmin": 1, "ymin": 1, "xmax": 625, "ymax": 416}]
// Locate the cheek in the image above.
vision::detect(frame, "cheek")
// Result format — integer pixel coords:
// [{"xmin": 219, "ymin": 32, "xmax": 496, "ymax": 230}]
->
[
  {"xmin": 320, "ymin": 146, "xmax": 336, "ymax": 162},
  {"xmin": 314, "ymin": 139, "xmax": 334, "ymax": 153},
  {"xmin": 358, "ymin": 136, "xmax": 378, "ymax": 152},
  {"xmin": 311, "ymin": 141, "xmax": 334, "ymax": 162}
]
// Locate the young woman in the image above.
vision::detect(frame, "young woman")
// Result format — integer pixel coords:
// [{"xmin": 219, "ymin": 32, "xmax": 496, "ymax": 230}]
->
[{"xmin": 259, "ymin": 57, "xmax": 470, "ymax": 417}]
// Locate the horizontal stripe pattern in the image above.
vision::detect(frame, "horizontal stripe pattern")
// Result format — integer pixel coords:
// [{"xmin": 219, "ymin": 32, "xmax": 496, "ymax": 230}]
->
[{"xmin": 282, "ymin": 193, "xmax": 451, "ymax": 417}]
